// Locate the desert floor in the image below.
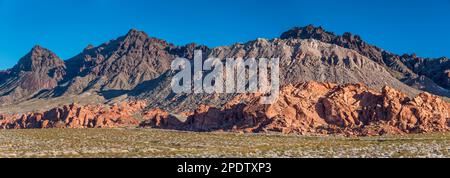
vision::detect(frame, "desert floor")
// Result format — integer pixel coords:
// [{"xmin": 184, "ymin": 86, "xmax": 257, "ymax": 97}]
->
[{"xmin": 0, "ymin": 128, "xmax": 449, "ymax": 158}]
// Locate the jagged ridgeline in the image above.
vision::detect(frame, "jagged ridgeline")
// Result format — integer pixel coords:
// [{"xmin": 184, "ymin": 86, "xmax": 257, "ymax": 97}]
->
[{"xmin": 0, "ymin": 26, "xmax": 449, "ymax": 112}]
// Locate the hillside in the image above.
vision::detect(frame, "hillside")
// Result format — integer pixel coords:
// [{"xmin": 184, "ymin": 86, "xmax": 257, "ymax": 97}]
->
[{"xmin": 0, "ymin": 26, "xmax": 448, "ymax": 114}]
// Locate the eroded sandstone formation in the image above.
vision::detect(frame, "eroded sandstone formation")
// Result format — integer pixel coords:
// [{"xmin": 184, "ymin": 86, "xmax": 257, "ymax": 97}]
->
[
  {"xmin": 143, "ymin": 82, "xmax": 450, "ymax": 136},
  {"xmin": 0, "ymin": 101, "xmax": 147, "ymax": 129},
  {"xmin": 1, "ymin": 82, "xmax": 449, "ymax": 136},
  {"xmin": 139, "ymin": 108, "xmax": 183, "ymax": 130}
]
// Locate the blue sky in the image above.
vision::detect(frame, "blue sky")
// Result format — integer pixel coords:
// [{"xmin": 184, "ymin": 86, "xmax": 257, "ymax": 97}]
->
[{"xmin": 0, "ymin": 0, "xmax": 449, "ymax": 70}]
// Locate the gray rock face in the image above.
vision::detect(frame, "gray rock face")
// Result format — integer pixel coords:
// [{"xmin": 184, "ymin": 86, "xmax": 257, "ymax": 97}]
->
[
  {"xmin": 132, "ymin": 38, "xmax": 420, "ymax": 112},
  {"xmin": 204, "ymin": 38, "xmax": 418, "ymax": 94},
  {"xmin": 281, "ymin": 25, "xmax": 450, "ymax": 97}
]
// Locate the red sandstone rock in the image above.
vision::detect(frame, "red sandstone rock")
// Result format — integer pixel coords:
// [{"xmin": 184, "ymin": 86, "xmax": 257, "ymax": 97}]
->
[
  {"xmin": 152, "ymin": 81, "xmax": 449, "ymax": 136},
  {"xmin": 0, "ymin": 100, "xmax": 147, "ymax": 129},
  {"xmin": 140, "ymin": 108, "xmax": 183, "ymax": 129},
  {"xmin": 1, "ymin": 82, "xmax": 449, "ymax": 137}
]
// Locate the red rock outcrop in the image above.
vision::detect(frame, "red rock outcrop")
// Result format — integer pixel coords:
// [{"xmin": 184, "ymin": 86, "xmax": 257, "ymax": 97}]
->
[
  {"xmin": 0, "ymin": 101, "xmax": 147, "ymax": 129},
  {"xmin": 139, "ymin": 108, "xmax": 183, "ymax": 130},
  {"xmin": 145, "ymin": 82, "xmax": 450, "ymax": 136},
  {"xmin": 2, "ymin": 82, "xmax": 449, "ymax": 136}
]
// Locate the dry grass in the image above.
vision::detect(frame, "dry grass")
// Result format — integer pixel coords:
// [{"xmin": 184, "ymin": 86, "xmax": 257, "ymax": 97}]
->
[{"xmin": 0, "ymin": 128, "xmax": 449, "ymax": 158}]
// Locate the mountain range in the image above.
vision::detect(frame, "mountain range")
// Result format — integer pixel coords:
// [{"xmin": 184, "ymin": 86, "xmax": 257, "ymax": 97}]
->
[{"xmin": 0, "ymin": 25, "xmax": 449, "ymax": 113}]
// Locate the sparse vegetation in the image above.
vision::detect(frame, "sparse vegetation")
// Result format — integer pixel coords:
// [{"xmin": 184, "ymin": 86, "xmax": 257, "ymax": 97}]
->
[
  {"xmin": 0, "ymin": 128, "xmax": 449, "ymax": 158},
  {"xmin": 0, "ymin": 95, "xmax": 105, "ymax": 114}
]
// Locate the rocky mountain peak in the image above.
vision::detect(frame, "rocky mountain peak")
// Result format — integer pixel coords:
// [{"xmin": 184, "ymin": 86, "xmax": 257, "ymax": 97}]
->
[
  {"xmin": 341, "ymin": 32, "xmax": 362, "ymax": 42},
  {"xmin": 31, "ymin": 44, "xmax": 44, "ymax": 51},
  {"xmin": 0, "ymin": 45, "xmax": 66, "ymax": 104},
  {"xmin": 83, "ymin": 44, "xmax": 95, "ymax": 51},
  {"xmin": 116, "ymin": 28, "xmax": 171, "ymax": 51},
  {"xmin": 13, "ymin": 45, "xmax": 65, "ymax": 73},
  {"xmin": 281, "ymin": 25, "xmax": 367, "ymax": 46},
  {"xmin": 123, "ymin": 29, "xmax": 149, "ymax": 42},
  {"xmin": 280, "ymin": 25, "xmax": 336, "ymax": 42}
]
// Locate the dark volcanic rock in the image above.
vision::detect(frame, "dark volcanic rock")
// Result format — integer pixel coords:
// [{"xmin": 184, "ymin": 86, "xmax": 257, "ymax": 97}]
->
[
  {"xmin": 281, "ymin": 25, "xmax": 450, "ymax": 96},
  {"xmin": 60, "ymin": 29, "xmax": 175, "ymax": 95},
  {"xmin": 401, "ymin": 55, "xmax": 450, "ymax": 89},
  {"xmin": 0, "ymin": 46, "xmax": 66, "ymax": 105}
]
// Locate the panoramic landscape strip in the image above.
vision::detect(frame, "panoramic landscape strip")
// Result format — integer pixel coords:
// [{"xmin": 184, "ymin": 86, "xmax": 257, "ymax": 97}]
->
[{"xmin": 0, "ymin": 0, "xmax": 449, "ymax": 163}]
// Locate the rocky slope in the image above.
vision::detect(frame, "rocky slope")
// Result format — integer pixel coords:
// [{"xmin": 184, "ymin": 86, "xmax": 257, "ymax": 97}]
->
[
  {"xmin": 134, "ymin": 38, "xmax": 420, "ymax": 112},
  {"xmin": 0, "ymin": 26, "xmax": 448, "ymax": 115},
  {"xmin": 281, "ymin": 25, "xmax": 450, "ymax": 96},
  {"xmin": 0, "ymin": 46, "xmax": 66, "ymax": 105},
  {"xmin": 401, "ymin": 54, "xmax": 450, "ymax": 89},
  {"xmin": 50, "ymin": 29, "xmax": 174, "ymax": 97},
  {"xmin": 143, "ymin": 82, "xmax": 450, "ymax": 136}
]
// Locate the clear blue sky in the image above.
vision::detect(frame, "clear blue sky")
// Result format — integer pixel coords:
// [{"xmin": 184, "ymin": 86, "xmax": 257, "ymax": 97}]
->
[{"xmin": 1, "ymin": 0, "xmax": 449, "ymax": 70}]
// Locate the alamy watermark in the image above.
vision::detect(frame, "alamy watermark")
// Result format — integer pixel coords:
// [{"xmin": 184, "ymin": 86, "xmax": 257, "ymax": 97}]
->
[{"xmin": 171, "ymin": 50, "xmax": 280, "ymax": 104}]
